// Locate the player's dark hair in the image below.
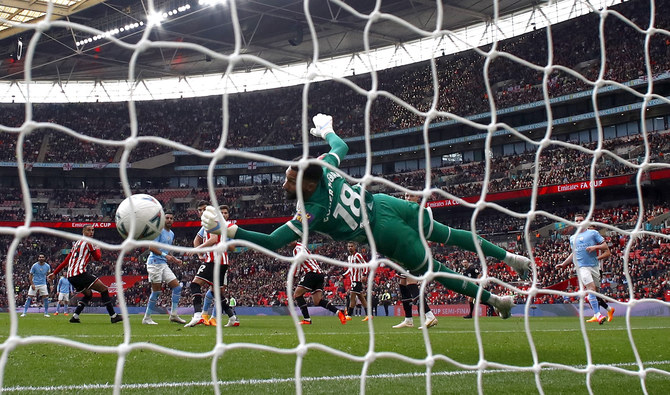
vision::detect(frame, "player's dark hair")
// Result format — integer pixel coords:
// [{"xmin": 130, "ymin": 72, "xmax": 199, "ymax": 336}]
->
[
  {"xmin": 219, "ymin": 205, "xmax": 229, "ymax": 211},
  {"xmin": 164, "ymin": 210, "xmax": 174, "ymax": 215},
  {"xmin": 290, "ymin": 156, "xmax": 323, "ymax": 183},
  {"xmin": 197, "ymin": 200, "xmax": 209, "ymax": 207}
]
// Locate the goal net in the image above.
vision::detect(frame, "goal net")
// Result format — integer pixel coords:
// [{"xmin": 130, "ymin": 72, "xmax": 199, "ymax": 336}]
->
[{"xmin": 1, "ymin": 0, "xmax": 669, "ymax": 393}]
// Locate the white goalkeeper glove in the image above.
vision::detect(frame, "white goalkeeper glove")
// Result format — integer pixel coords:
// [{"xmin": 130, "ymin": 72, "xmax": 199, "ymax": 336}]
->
[
  {"xmin": 200, "ymin": 206, "xmax": 238, "ymax": 238},
  {"xmin": 310, "ymin": 113, "xmax": 335, "ymax": 139}
]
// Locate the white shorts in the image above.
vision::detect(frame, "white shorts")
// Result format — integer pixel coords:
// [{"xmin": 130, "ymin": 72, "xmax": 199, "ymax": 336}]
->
[
  {"xmin": 577, "ymin": 266, "xmax": 600, "ymax": 287},
  {"xmin": 27, "ymin": 284, "xmax": 49, "ymax": 297},
  {"xmin": 147, "ymin": 263, "xmax": 177, "ymax": 284},
  {"xmin": 58, "ymin": 292, "xmax": 70, "ymax": 302}
]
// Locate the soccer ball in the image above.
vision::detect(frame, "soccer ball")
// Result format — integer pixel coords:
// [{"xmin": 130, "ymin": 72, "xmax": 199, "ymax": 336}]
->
[{"xmin": 115, "ymin": 194, "xmax": 166, "ymax": 240}]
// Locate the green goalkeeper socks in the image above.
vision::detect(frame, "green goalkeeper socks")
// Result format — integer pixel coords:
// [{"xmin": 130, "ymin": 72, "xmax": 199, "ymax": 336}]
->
[{"xmin": 429, "ymin": 222, "xmax": 508, "ymax": 261}]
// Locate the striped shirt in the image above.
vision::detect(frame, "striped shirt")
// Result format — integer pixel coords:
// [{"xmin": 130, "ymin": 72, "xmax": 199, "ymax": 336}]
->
[
  {"xmin": 197, "ymin": 226, "xmax": 229, "ymax": 265},
  {"xmin": 292, "ymin": 242, "xmax": 323, "ymax": 274},
  {"xmin": 345, "ymin": 252, "xmax": 367, "ymax": 282},
  {"xmin": 52, "ymin": 239, "xmax": 102, "ymax": 278}
]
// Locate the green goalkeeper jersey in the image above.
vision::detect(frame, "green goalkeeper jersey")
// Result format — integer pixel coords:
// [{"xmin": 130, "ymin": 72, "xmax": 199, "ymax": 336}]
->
[{"xmin": 286, "ymin": 143, "xmax": 375, "ymax": 242}]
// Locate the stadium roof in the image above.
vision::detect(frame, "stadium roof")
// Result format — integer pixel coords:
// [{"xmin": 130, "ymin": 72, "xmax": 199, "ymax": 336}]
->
[{"xmin": 0, "ymin": 0, "xmax": 541, "ymax": 82}]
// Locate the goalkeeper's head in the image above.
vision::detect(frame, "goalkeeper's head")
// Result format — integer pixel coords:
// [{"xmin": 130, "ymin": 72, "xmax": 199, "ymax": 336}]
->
[{"xmin": 284, "ymin": 157, "xmax": 323, "ymax": 200}]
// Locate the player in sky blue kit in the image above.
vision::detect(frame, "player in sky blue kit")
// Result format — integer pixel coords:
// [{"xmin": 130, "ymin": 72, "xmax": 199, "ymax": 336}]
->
[
  {"xmin": 21, "ymin": 253, "xmax": 51, "ymax": 317},
  {"xmin": 54, "ymin": 275, "xmax": 73, "ymax": 316},
  {"xmin": 557, "ymin": 214, "xmax": 614, "ymax": 324},
  {"xmin": 202, "ymin": 113, "xmax": 532, "ymax": 319},
  {"xmin": 143, "ymin": 211, "xmax": 186, "ymax": 325}
]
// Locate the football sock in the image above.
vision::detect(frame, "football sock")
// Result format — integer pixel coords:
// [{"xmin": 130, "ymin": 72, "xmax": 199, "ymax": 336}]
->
[
  {"xmin": 399, "ymin": 285, "xmax": 413, "ymax": 318},
  {"xmin": 429, "ymin": 223, "xmax": 507, "ymax": 260},
  {"xmin": 407, "ymin": 283, "xmax": 431, "ymax": 313},
  {"xmin": 190, "ymin": 283, "xmax": 203, "ymax": 313},
  {"xmin": 318, "ymin": 299, "xmax": 338, "ymax": 314},
  {"xmin": 468, "ymin": 301, "xmax": 475, "ymax": 316},
  {"xmin": 146, "ymin": 291, "xmax": 160, "ymax": 317},
  {"xmin": 588, "ymin": 294, "xmax": 600, "ymax": 315},
  {"xmin": 43, "ymin": 297, "xmax": 49, "ymax": 314},
  {"xmin": 430, "ymin": 259, "xmax": 492, "ymax": 302},
  {"xmin": 203, "ymin": 289, "xmax": 214, "ymax": 315},
  {"xmin": 221, "ymin": 298, "xmax": 234, "ymax": 318},
  {"xmin": 74, "ymin": 294, "xmax": 91, "ymax": 316},
  {"xmin": 597, "ymin": 296, "xmax": 609, "ymax": 310},
  {"xmin": 171, "ymin": 285, "xmax": 182, "ymax": 315},
  {"xmin": 23, "ymin": 297, "xmax": 32, "ymax": 314},
  {"xmin": 296, "ymin": 296, "xmax": 310, "ymax": 319},
  {"xmin": 100, "ymin": 291, "xmax": 116, "ymax": 316}
]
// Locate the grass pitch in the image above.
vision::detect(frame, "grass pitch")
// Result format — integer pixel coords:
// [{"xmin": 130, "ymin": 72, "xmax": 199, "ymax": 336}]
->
[{"xmin": 1, "ymin": 313, "xmax": 669, "ymax": 394}]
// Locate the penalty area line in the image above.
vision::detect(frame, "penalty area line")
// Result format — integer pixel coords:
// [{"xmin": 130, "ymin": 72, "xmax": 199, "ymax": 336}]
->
[{"xmin": 3, "ymin": 360, "xmax": 670, "ymax": 392}]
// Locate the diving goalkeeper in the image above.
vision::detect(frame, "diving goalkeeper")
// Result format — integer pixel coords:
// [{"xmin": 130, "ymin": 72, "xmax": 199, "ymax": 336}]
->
[{"xmin": 202, "ymin": 113, "xmax": 531, "ymax": 318}]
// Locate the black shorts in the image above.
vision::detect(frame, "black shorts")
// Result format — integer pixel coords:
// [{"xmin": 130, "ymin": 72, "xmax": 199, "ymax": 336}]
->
[
  {"xmin": 194, "ymin": 262, "xmax": 228, "ymax": 286},
  {"xmin": 298, "ymin": 272, "xmax": 326, "ymax": 292},
  {"xmin": 68, "ymin": 273, "xmax": 98, "ymax": 292},
  {"xmin": 350, "ymin": 281, "xmax": 364, "ymax": 294}
]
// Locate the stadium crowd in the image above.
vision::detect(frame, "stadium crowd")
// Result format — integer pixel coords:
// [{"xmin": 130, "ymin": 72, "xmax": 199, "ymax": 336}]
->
[
  {"xmin": 0, "ymin": 0, "xmax": 669, "ymax": 164},
  {"xmin": 3, "ymin": 202, "xmax": 668, "ymax": 311}
]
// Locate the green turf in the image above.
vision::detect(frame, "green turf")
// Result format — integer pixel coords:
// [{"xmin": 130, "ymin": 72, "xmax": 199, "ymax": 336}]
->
[{"xmin": 1, "ymin": 313, "xmax": 669, "ymax": 394}]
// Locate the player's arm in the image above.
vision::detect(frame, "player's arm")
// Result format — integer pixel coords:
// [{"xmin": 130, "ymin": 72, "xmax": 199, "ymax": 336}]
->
[
  {"xmin": 233, "ymin": 224, "xmax": 300, "ymax": 251},
  {"xmin": 557, "ymin": 252, "xmax": 573, "ymax": 269},
  {"xmin": 311, "ymin": 113, "xmax": 348, "ymax": 168},
  {"xmin": 49, "ymin": 253, "xmax": 71, "ymax": 279},
  {"xmin": 587, "ymin": 241, "xmax": 611, "ymax": 261}
]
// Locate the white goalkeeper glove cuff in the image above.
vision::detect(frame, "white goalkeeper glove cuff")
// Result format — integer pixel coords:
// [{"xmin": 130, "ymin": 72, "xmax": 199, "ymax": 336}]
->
[
  {"xmin": 201, "ymin": 205, "xmax": 239, "ymax": 238},
  {"xmin": 310, "ymin": 113, "xmax": 335, "ymax": 139}
]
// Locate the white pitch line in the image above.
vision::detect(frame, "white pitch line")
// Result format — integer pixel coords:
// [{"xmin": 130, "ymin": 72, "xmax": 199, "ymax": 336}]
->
[{"xmin": 3, "ymin": 360, "xmax": 669, "ymax": 392}]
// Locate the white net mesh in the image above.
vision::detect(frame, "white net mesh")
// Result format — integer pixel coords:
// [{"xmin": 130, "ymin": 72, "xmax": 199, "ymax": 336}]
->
[{"xmin": 1, "ymin": 0, "xmax": 670, "ymax": 393}]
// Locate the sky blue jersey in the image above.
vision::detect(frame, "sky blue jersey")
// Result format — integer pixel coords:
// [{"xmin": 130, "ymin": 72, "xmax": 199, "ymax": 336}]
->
[
  {"xmin": 30, "ymin": 262, "xmax": 50, "ymax": 285},
  {"xmin": 569, "ymin": 229, "xmax": 605, "ymax": 268},
  {"xmin": 147, "ymin": 228, "xmax": 175, "ymax": 265},
  {"xmin": 57, "ymin": 276, "xmax": 73, "ymax": 294}
]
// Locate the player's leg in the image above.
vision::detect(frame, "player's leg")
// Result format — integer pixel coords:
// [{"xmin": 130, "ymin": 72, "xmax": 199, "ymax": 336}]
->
[
  {"xmin": 41, "ymin": 289, "xmax": 50, "ymax": 317},
  {"xmin": 581, "ymin": 267, "xmax": 606, "ymax": 324},
  {"xmin": 185, "ymin": 275, "xmax": 207, "ymax": 327},
  {"xmin": 372, "ymin": 209, "xmax": 513, "ymax": 319},
  {"xmin": 22, "ymin": 288, "xmax": 35, "ymax": 316},
  {"xmin": 407, "ymin": 282, "xmax": 437, "ymax": 328},
  {"xmin": 143, "ymin": 288, "xmax": 161, "ymax": 324},
  {"xmin": 166, "ymin": 279, "xmax": 185, "ymax": 324},
  {"xmin": 202, "ymin": 288, "xmax": 214, "ymax": 325},
  {"xmin": 90, "ymin": 279, "xmax": 122, "ymax": 323},
  {"xmin": 358, "ymin": 293, "xmax": 371, "ymax": 321},
  {"xmin": 393, "ymin": 277, "xmax": 414, "ymax": 328},
  {"xmin": 143, "ymin": 264, "xmax": 161, "ymax": 324},
  {"xmin": 294, "ymin": 286, "xmax": 312, "ymax": 324},
  {"xmin": 72, "ymin": 289, "xmax": 92, "ymax": 323}
]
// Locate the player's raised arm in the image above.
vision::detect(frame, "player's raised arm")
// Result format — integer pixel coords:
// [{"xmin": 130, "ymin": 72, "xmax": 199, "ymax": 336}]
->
[{"xmin": 311, "ymin": 113, "xmax": 348, "ymax": 168}]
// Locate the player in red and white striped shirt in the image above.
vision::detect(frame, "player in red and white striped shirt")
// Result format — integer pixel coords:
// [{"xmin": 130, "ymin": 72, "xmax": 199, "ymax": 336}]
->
[
  {"xmin": 185, "ymin": 205, "xmax": 238, "ymax": 328},
  {"xmin": 343, "ymin": 242, "xmax": 371, "ymax": 321},
  {"xmin": 292, "ymin": 242, "xmax": 347, "ymax": 325},
  {"xmin": 49, "ymin": 224, "xmax": 122, "ymax": 324}
]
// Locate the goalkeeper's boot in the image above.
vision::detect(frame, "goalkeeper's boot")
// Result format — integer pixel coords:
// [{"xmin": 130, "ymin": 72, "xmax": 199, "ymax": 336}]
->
[
  {"xmin": 337, "ymin": 310, "xmax": 347, "ymax": 325},
  {"xmin": 169, "ymin": 314, "xmax": 186, "ymax": 324},
  {"xmin": 111, "ymin": 314, "xmax": 123, "ymax": 324},
  {"xmin": 392, "ymin": 319, "xmax": 414, "ymax": 329},
  {"xmin": 299, "ymin": 319, "xmax": 312, "ymax": 325},
  {"xmin": 506, "ymin": 253, "xmax": 531, "ymax": 280},
  {"xmin": 607, "ymin": 307, "xmax": 615, "ymax": 322},
  {"xmin": 493, "ymin": 296, "xmax": 514, "ymax": 319},
  {"xmin": 184, "ymin": 313, "xmax": 204, "ymax": 327},
  {"xmin": 208, "ymin": 317, "xmax": 217, "ymax": 327},
  {"xmin": 201, "ymin": 313, "xmax": 211, "ymax": 326}
]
